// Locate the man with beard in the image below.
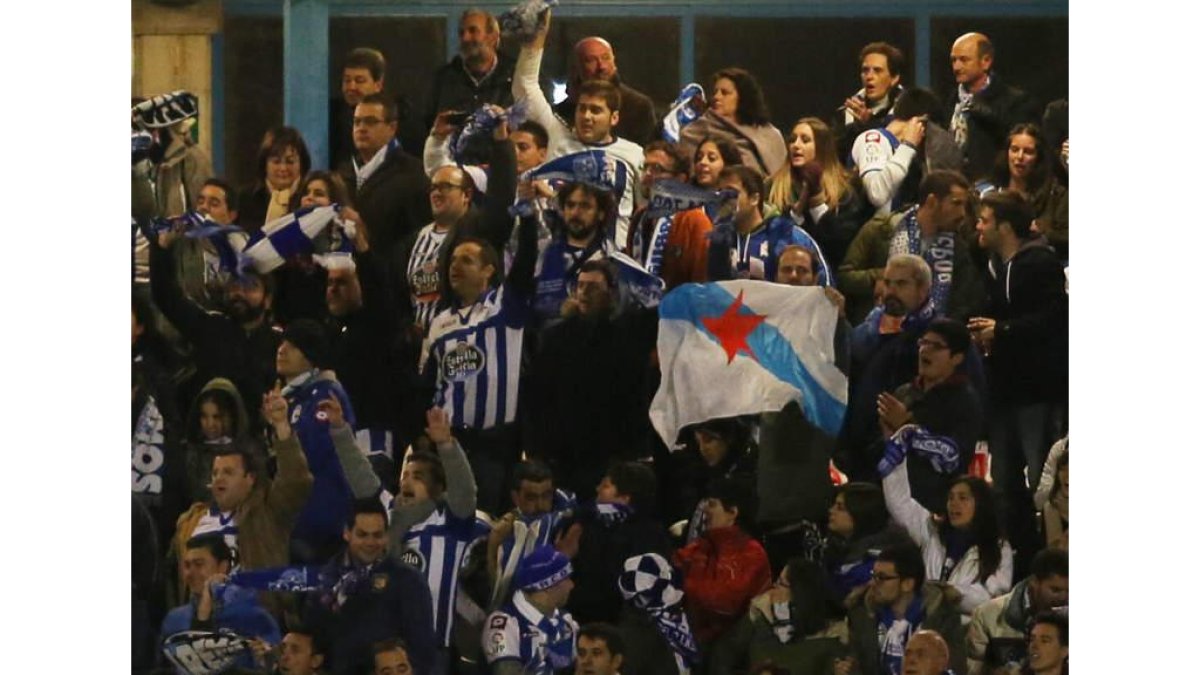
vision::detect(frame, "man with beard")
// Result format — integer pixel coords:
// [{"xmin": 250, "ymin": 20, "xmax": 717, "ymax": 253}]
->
[
  {"xmin": 967, "ymin": 548, "xmax": 1067, "ymax": 674},
  {"xmin": 840, "ymin": 255, "xmax": 939, "ymax": 483},
  {"xmin": 530, "ymin": 182, "xmax": 617, "ymax": 325},
  {"xmin": 839, "ymin": 170, "xmax": 982, "ymax": 325},
  {"xmin": 526, "ymin": 259, "xmax": 658, "ymax": 498},
  {"xmin": 427, "ymin": 9, "xmax": 515, "ymax": 164},
  {"xmin": 554, "ymin": 36, "xmax": 658, "ymax": 147},
  {"xmin": 150, "ymin": 225, "xmax": 281, "ymax": 433}
]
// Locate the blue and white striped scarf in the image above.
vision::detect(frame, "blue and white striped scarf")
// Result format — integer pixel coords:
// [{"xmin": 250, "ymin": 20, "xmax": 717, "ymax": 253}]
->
[
  {"xmin": 662, "ymin": 83, "xmax": 706, "ymax": 144},
  {"xmin": 144, "ymin": 211, "xmax": 247, "ymax": 282},
  {"xmin": 450, "ymin": 100, "xmax": 529, "ymax": 163},
  {"xmin": 618, "ymin": 553, "xmax": 700, "ymax": 670},
  {"xmin": 511, "ymin": 150, "xmax": 629, "ymax": 218},
  {"xmin": 241, "ymin": 204, "xmax": 355, "ymax": 274},
  {"xmin": 633, "ymin": 180, "xmax": 732, "ymax": 277},
  {"xmin": 889, "ymin": 207, "xmax": 955, "ymax": 315}
]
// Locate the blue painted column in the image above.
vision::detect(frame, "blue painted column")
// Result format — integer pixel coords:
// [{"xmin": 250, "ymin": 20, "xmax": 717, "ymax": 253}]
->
[
  {"xmin": 446, "ymin": 15, "xmax": 459, "ymax": 64},
  {"xmin": 680, "ymin": 13, "xmax": 695, "ymax": 87},
  {"xmin": 283, "ymin": 0, "xmax": 330, "ymax": 169},
  {"xmin": 914, "ymin": 11, "xmax": 932, "ymax": 89},
  {"xmin": 212, "ymin": 32, "xmax": 226, "ymax": 176}
]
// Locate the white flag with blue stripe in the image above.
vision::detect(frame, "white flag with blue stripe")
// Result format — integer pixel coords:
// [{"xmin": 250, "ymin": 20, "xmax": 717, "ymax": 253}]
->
[{"xmin": 649, "ymin": 280, "xmax": 848, "ymax": 447}]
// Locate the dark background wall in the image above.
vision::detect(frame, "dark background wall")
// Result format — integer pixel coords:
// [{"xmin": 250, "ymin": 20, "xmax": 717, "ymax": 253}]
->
[{"xmin": 221, "ymin": 12, "xmax": 1066, "ymax": 188}]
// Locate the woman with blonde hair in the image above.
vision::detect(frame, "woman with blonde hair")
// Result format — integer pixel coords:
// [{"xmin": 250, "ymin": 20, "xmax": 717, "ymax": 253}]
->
[{"xmin": 765, "ymin": 117, "xmax": 872, "ymax": 269}]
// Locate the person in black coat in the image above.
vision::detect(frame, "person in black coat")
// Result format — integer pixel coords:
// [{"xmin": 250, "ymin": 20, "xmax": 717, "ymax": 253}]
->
[
  {"xmin": 561, "ymin": 462, "xmax": 673, "ymax": 626},
  {"xmin": 147, "ymin": 223, "xmax": 281, "ymax": 436},
  {"xmin": 337, "ymin": 93, "xmax": 432, "ymax": 275},
  {"xmin": 525, "ymin": 259, "xmax": 659, "ymax": 501},
  {"xmin": 969, "ymin": 191, "xmax": 1066, "ymax": 569},
  {"xmin": 553, "ymin": 36, "xmax": 658, "ymax": 146},
  {"xmin": 426, "ymin": 10, "xmax": 517, "ymax": 165},
  {"xmin": 945, "ymin": 33, "xmax": 1040, "ymax": 181},
  {"xmin": 304, "ymin": 500, "xmax": 436, "ymax": 675},
  {"xmin": 871, "ymin": 318, "xmax": 983, "ymax": 513}
]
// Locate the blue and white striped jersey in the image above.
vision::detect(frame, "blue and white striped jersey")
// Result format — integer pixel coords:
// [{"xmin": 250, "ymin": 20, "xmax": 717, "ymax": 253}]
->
[
  {"xmin": 398, "ymin": 503, "xmax": 487, "ymax": 647},
  {"xmin": 421, "ymin": 284, "xmax": 528, "ymax": 430}
]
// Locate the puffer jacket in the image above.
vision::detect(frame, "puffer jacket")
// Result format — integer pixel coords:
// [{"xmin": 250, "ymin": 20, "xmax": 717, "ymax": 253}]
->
[
  {"xmin": 965, "ymin": 577, "xmax": 1037, "ymax": 675},
  {"xmin": 709, "ymin": 591, "xmax": 849, "ymax": 675},
  {"xmin": 845, "ymin": 580, "xmax": 967, "ymax": 675},
  {"xmin": 882, "ymin": 458, "xmax": 1014, "ymax": 619},
  {"xmin": 675, "ymin": 525, "xmax": 773, "ymax": 642}
]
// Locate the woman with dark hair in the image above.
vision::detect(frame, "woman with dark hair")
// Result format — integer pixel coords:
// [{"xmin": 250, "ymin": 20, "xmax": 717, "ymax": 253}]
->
[
  {"xmin": 668, "ymin": 416, "xmax": 758, "ymax": 539},
  {"xmin": 269, "ymin": 170, "xmax": 370, "ymax": 323},
  {"xmin": 765, "ymin": 117, "xmax": 874, "ymax": 270},
  {"xmin": 883, "ymin": 455, "xmax": 1014, "ymax": 620},
  {"xmin": 181, "ymin": 378, "xmax": 259, "ymax": 504},
  {"xmin": 821, "ymin": 482, "xmax": 913, "ymax": 601},
  {"xmin": 679, "ymin": 68, "xmax": 788, "ymax": 176},
  {"xmin": 238, "ymin": 126, "xmax": 314, "ymax": 231},
  {"xmin": 709, "ymin": 558, "xmax": 849, "ymax": 675},
  {"xmin": 692, "ymin": 135, "xmax": 743, "ymax": 189},
  {"xmin": 979, "ymin": 123, "xmax": 1068, "ymax": 261}
]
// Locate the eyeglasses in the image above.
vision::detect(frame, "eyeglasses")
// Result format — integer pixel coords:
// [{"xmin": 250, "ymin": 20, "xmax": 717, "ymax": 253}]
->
[
  {"xmin": 917, "ymin": 338, "xmax": 950, "ymax": 351},
  {"xmin": 643, "ymin": 162, "xmax": 674, "ymax": 176},
  {"xmin": 352, "ymin": 116, "xmax": 389, "ymax": 128},
  {"xmin": 870, "ymin": 572, "xmax": 901, "ymax": 582},
  {"xmin": 429, "ymin": 182, "xmax": 465, "ymax": 194}
]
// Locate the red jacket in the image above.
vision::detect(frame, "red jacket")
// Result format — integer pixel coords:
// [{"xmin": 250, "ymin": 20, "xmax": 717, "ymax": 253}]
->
[
  {"xmin": 674, "ymin": 525, "xmax": 772, "ymax": 642},
  {"xmin": 625, "ymin": 207, "xmax": 712, "ymax": 291}
]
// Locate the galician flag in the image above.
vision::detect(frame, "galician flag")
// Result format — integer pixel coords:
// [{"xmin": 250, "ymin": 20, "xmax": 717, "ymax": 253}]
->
[{"xmin": 650, "ymin": 280, "xmax": 848, "ymax": 447}]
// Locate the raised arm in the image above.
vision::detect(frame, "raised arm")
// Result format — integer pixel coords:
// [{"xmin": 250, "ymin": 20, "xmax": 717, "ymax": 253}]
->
[
  {"xmin": 853, "ymin": 124, "xmax": 920, "ymax": 209},
  {"xmin": 880, "ymin": 454, "xmax": 933, "ymax": 548},
  {"xmin": 319, "ymin": 394, "xmax": 382, "ymax": 500},
  {"xmin": 424, "ymin": 408, "xmax": 477, "ymax": 518},
  {"xmin": 262, "ymin": 384, "xmax": 314, "ymax": 521},
  {"xmin": 148, "ymin": 227, "xmax": 212, "ymax": 340},
  {"xmin": 512, "ymin": 9, "xmax": 568, "ymax": 150}
]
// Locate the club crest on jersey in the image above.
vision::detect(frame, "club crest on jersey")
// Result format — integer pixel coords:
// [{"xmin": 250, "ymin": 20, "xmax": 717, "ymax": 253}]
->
[
  {"xmin": 411, "ymin": 262, "xmax": 440, "ymax": 299},
  {"xmin": 399, "ymin": 548, "xmax": 427, "ymax": 572},
  {"xmin": 441, "ymin": 342, "xmax": 486, "ymax": 382},
  {"xmin": 372, "ymin": 573, "xmax": 389, "ymax": 591}
]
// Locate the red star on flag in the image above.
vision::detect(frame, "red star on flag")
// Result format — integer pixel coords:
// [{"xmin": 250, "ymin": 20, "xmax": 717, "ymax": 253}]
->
[{"xmin": 701, "ymin": 289, "xmax": 768, "ymax": 364}]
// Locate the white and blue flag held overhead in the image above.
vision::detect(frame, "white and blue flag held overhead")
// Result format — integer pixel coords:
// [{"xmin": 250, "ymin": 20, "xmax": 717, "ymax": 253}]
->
[{"xmin": 649, "ymin": 280, "xmax": 848, "ymax": 447}]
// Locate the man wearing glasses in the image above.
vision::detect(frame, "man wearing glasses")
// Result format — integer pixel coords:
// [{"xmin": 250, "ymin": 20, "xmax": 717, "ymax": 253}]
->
[
  {"xmin": 842, "ymin": 543, "xmax": 966, "ymax": 675},
  {"xmin": 872, "ymin": 318, "xmax": 983, "ymax": 513},
  {"xmin": 339, "ymin": 92, "xmax": 431, "ymax": 267}
]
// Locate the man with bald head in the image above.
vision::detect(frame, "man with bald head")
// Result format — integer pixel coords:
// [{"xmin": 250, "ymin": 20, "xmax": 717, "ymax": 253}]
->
[
  {"xmin": 945, "ymin": 32, "xmax": 1039, "ymax": 181},
  {"xmin": 553, "ymin": 35, "xmax": 658, "ymax": 146},
  {"xmin": 902, "ymin": 630, "xmax": 953, "ymax": 675}
]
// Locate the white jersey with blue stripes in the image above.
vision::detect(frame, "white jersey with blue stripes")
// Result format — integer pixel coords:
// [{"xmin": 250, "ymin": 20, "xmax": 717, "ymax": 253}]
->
[
  {"xmin": 398, "ymin": 503, "xmax": 484, "ymax": 647},
  {"xmin": 422, "ymin": 284, "xmax": 528, "ymax": 430}
]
